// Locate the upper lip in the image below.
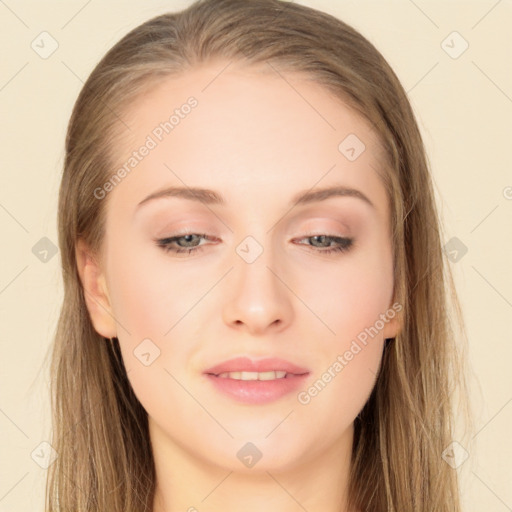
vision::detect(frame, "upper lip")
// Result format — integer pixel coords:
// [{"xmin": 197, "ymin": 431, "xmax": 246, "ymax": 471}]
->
[{"xmin": 203, "ymin": 357, "xmax": 310, "ymax": 376}]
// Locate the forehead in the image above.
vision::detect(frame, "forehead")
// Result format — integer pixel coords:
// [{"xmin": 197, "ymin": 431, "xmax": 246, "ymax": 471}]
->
[{"xmin": 108, "ymin": 61, "xmax": 389, "ymax": 218}]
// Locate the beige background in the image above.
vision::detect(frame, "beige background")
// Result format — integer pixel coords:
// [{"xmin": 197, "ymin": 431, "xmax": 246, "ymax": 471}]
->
[{"xmin": 1, "ymin": 0, "xmax": 511, "ymax": 510}]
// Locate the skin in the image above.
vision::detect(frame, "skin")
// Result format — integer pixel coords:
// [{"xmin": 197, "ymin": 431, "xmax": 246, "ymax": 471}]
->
[{"xmin": 77, "ymin": 60, "xmax": 401, "ymax": 512}]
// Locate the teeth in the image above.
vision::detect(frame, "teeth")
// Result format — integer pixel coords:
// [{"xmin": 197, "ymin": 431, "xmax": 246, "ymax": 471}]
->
[{"xmin": 217, "ymin": 370, "xmax": 288, "ymax": 380}]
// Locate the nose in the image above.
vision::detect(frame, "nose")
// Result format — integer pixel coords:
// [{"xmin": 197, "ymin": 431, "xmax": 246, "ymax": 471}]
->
[{"xmin": 222, "ymin": 242, "xmax": 294, "ymax": 336}]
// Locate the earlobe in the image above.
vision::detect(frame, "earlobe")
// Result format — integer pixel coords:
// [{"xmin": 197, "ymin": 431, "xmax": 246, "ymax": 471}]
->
[
  {"xmin": 382, "ymin": 305, "xmax": 403, "ymax": 341},
  {"xmin": 75, "ymin": 239, "xmax": 117, "ymax": 339}
]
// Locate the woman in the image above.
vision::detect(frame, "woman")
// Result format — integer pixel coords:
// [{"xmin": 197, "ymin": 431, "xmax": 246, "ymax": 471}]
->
[{"xmin": 46, "ymin": 0, "xmax": 472, "ymax": 510}]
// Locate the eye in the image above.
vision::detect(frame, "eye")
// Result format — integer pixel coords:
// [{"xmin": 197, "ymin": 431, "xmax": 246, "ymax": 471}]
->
[
  {"xmin": 155, "ymin": 232, "xmax": 215, "ymax": 256},
  {"xmin": 155, "ymin": 232, "xmax": 354, "ymax": 257},
  {"xmin": 294, "ymin": 234, "xmax": 354, "ymax": 255}
]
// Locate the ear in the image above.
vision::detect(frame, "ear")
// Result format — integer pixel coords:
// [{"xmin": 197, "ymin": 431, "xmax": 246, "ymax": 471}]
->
[
  {"xmin": 75, "ymin": 238, "xmax": 117, "ymax": 339},
  {"xmin": 382, "ymin": 300, "xmax": 403, "ymax": 341}
]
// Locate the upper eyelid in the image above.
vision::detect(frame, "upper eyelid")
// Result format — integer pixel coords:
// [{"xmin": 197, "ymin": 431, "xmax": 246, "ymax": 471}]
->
[
  {"xmin": 158, "ymin": 220, "xmax": 352, "ymax": 237},
  {"xmin": 142, "ymin": 203, "xmax": 359, "ymax": 230},
  {"xmin": 157, "ymin": 232, "xmax": 352, "ymax": 246},
  {"xmin": 159, "ymin": 231, "xmax": 350, "ymax": 239}
]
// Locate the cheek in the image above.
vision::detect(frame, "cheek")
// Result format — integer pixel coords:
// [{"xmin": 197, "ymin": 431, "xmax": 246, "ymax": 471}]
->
[
  {"xmin": 106, "ymin": 243, "xmax": 203, "ymax": 378},
  {"xmin": 296, "ymin": 245, "xmax": 392, "ymax": 411},
  {"xmin": 301, "ymin": 342, "xmax": 383, "ymax": 440},
  {"xmin": 107, "ymin": 243, "xmax": 193, "ymax": 338},
  {"xmin": 298, "ymin": 262, "xmax": 388, "ymax": 431},
  {"xmin": 106, "ymin": 246, "xmax": 199, "ymax": 416},
  {"xmin": 298, "ymin": 248, "xmax": 394, "ymax": 343}
]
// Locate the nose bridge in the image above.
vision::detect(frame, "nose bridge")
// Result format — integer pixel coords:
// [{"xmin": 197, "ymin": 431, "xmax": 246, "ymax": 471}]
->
[
  {"xmin": 222, "ymin": 230, "xmax": 293, "ymax": 332},
  {"xmin": 234, "ymin": 232, "xmax": 280, "ymax": 297}
]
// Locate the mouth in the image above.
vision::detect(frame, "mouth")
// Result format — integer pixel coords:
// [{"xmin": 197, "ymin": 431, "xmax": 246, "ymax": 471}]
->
[
  {"xmin": 203, "ymin": 356, "xmax": 310, "ymax": 404},
  {"xmin": 211, "ymin": 370, "xmax": 298, "ymax": 380},
  {"xmin": 203, "ymin": 356, "xmax": 310, "ymax": 376}
]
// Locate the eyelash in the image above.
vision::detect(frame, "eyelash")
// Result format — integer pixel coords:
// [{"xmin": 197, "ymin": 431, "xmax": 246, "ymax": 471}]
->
[{"xmin": 155, "ymin": 232, "xmax": 354, "ymax": 256}]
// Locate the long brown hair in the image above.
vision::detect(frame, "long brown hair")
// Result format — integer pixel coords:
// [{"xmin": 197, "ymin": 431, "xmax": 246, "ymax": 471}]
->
[{"xmin": 46, "ymin": 0, "xmax": 473, "ymax": 510}]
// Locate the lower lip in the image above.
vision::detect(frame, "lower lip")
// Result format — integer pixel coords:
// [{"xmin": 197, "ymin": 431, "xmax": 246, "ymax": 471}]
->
[{"xmin": 205, "ymin": 373, "xmax": 309, "ymax": 404}]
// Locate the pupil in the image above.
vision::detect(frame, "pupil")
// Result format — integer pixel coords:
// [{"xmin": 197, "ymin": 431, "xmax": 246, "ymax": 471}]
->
[{"xmin": 181, "ymin": 234, "xmax": 197, "ymax": 246}]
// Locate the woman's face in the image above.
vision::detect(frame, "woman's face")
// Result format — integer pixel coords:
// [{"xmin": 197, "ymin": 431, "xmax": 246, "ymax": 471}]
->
[{"xmin": 82, "ymin": 61, "xmax": 400, "ymax": 473}]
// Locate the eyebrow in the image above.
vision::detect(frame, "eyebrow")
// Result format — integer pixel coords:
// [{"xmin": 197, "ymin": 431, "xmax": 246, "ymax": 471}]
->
[{"xmin": 136, "ymin": 184, "xmax": 375, "ymax": 211}]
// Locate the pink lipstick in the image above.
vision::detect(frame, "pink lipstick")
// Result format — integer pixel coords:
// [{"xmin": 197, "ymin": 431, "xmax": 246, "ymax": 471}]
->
[{"xmin": 203, "ymin": 356, "xmax": 310, "ymax": 405}]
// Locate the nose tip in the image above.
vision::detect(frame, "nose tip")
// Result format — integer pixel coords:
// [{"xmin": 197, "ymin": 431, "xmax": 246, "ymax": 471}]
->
[{"xmin": 222, "ymin": 254, "xmax": 293, "ymax": 335}]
